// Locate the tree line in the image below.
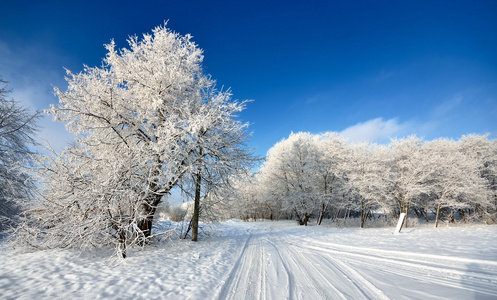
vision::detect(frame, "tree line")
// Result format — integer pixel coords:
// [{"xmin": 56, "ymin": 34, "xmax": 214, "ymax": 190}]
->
[{"xmin": 229, "ymin": 132, "xmax": 496, "ymax": 228}]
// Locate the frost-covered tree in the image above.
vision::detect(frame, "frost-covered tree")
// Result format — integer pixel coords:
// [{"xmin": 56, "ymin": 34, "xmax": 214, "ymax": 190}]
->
[
  {"xmin": 423, "ymin": 139, "xmax": 490, "ymax": 227},
  {"xmin": 250, "ymin": 160, "xmax": 289, "ymax": 221},
  {"xmin": 390, "ymin": 136, "xmax": 433, "ymax": 226},
  {"xmin": 0, "ymin": 76, "xmax": 40, "ymax": 232},
  {"xmin": 260, "ymin": 132, "xmax": 321, "ymax": 225},
  {"xmin": 221, "ymin": 172, "xmax": 256, "ymax": 220},
  {"xmin": 232, "ymin": 131, "xmax": 496, "ymax": 228},
  {"xmin": 175, "ymin": 91, "xmax": 255, "ymax": 241},
  {"xmin": 217, "ymin": 171, "xmax": 280, "ymax": 221},
  {"xmin": 458, "ymin": 134, "xmax": 497, "ymax": 222},
  {"xmin": 346, "ymin": 143, "xmax": 391, "ymax": 228},
  {"xmin": 313, "ymin": 132, "xmax": 349, "ymax": 225},
  {"xmin": 16, "ymin": 25, "xmax": 253, "ymax": 257}
]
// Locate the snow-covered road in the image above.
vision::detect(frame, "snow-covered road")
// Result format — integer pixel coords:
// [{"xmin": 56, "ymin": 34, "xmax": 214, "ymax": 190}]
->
[
  {"xmin": 216, "ymin": 229, "xmax": 389, "ymax": 299},
  {"xmin": 214, "ymin": 222, "xmax": 497, "ymax": 300},
  {"xmin": 2, "ymin": 220, "xmax": 497, "ymax": 299}
]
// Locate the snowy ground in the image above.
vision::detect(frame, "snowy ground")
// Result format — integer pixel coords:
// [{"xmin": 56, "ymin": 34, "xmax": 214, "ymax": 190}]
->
[{"xmin": 1, "ymin": 220, "xmax": 497, "ymax": 299}]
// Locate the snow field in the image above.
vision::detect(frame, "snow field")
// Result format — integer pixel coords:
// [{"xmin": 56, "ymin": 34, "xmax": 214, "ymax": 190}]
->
[{"xmin": 1, "ymin": 220, "xmax": 496, "ymax": 299}]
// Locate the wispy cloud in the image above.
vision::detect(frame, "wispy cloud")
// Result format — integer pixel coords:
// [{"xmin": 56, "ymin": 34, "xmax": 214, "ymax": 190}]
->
[
  {"xmin": 340, "ymin": 117, "xmax": 410, "ymax": 144},
  {"xmin": 432, "ymin": 94, "xmax": 463, "ymax": 116}
]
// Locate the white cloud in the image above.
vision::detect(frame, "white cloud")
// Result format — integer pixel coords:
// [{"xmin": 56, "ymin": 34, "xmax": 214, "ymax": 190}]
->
[{"xmin": 340, "ymin": 117, "xmax": 409, "ymax": 144}]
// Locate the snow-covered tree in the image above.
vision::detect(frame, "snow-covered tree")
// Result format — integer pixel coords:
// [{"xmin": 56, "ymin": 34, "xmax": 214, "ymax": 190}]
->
[
  {"xmin": 390, "ymin": 136, "xmax": 433, "ymax": 226},
  {"xmin": 458, "ymin": 134, "xmax": 497, "ymax": 222},
  {"xmin": 346, "ymin": 143, "xmax": 392, "ymax": 228},
  {"xmin": 313, "ymin": 132, "xmax": 349, "ymax": 224},
  {"xmin": 251, "ymin": 161, "xmax": 289, "ymax": 221},
  {"xmin": 235, "ymin": 131, "xmax": 495, "ymax": 228},
  {"xmin": 175, "ymin": 91, "xmax": 255, "ymax": 241},
  {"xmin": 16, "ymin": 25, "xmax": 253, "ymax": 257},
  {"xmin": 219, "ymin": 171, "xmax": 278, "ymax": 221},
  {"xmin": 259, "ymin": 132, "xmax": 322, "ymax": 225},
  {"xmin": 423, "ymin": 138, "xmax": 490, "ymax": 227},
  {"xmin": 0, "ymin": 76, "xmax": 40, "ymax": 232}
]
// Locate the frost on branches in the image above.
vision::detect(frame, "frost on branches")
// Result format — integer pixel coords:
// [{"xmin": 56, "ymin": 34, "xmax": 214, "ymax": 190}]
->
[
  {"xmin": 0, "ymin": 76, "xmax": 40, "ymax": 232},
  {"xmin": 232, "ymin": 132, "xmax": 496, "ymax": 228},
  {"xmin": 15, "ymin": 25, "xmax": 253, "ymax": 257},
  {"xmin": 251, "ymin": 133, "xmax": 351, "ymax": 226}
]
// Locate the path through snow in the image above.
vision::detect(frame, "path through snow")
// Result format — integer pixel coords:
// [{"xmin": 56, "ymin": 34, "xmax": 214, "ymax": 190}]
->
[{"xmin": 213, "ymin": 221, "xmax": 497, "ymax": 300}]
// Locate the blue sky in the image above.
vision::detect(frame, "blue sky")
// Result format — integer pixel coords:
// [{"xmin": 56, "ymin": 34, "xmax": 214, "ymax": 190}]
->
[{"xmin": 1, "ymin": 0, "xmax": 496, "ymax": 157}]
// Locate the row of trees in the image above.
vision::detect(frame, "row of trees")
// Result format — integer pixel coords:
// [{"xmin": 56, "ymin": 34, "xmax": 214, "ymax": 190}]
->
[{"xmin": 229, "ymin": 132, "xmax": 496, "ymax": 227}]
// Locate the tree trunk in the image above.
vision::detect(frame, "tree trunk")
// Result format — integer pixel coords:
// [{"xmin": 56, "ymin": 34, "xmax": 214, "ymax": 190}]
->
[
  {"xmin": 317, "ymin": 203, "xmax": 326, "ymax": 225},
  {"xmin": 138, "ymin": 216, "xmax": 153, "ymax": 238},
  {"xmin": 137, "ymin": 159, "xmax": 175, "ymax": 244},
  {"xmin": 191, "ymin": 168, "xmax": 202, "ymax": 242},
  {"xmin": 318, "ymin": 178, "xmax": 329, "ymax": 226},
  {"xmin": 404, "ymin": 200, "xmax": 410, "ymax": 229},
  {"xmin": 137, "ymin": 193, "xmax": 162, "ymax": 245},
  {"xmin": 435, "ymin": 203, "xmax": 441, "ymax": 228},
  {"xmin": 334, "ymin": 208, "xmax": 341, "ymax": 222},
  {"xmin": 117, "ymin": 227, "xmax": 127, "ymax": 258},
  {"xmin": 360, "ymin": 196, "xmax": 366, "ymax": 228},
  {"xmin": 182, "ymin": 216, "xmax": 193, "ymax": 239},
  {"xmin": 294, "ymin": 208, "xmax": 305, "ymax": 225}
]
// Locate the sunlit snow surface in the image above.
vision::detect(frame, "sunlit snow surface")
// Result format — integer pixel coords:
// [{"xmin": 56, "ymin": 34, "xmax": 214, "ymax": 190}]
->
[{"xmin": 2, "ymin": 220, "xmax": 496, "ymax": 299}]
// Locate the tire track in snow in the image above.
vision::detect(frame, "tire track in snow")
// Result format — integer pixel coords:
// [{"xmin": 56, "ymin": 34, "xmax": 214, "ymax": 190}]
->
[
  {"xmin": 283, "ymin": 242, "xmax": 387, "ymax": 300},
  {"xmin": 268, "ymin": 232, "xmax": 388, "ymax": 300},
  {"xmin": 321, "ymin": 255, "xmax": 390, "ymax": 300},
  {"xmin": 295, "ymin": 241, "xmax": 497, "ymax": 298},
  {"xmin": 216, "ymin": 229, "xmax": 389, "ymax": 300},
  {"xmin": 215, "ymin": 232, "xmax": 254, "ymax": 300},
  {"xmin": 215, "ymin": 223, "xmax": 496, "ymax": 299},
  {"xmin": 261, "ymin": 237, "xmax": 293, "ymax": 300},
  {"xmin": 308, "ymin": 239, "xmax": 497, "ymax": 273},
  {"xmin": 215, "ymin": 231, "xmax": 292, "ymax": 300}
]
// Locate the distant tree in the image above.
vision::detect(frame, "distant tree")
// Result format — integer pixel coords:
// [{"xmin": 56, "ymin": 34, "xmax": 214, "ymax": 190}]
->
[
  {"xmin": 458, "ymin": 134, "xmax": 497, "ymax": 222},
  {"xmin": 220, "ymin": 172, "xmax": 258, "ymax": 221},
  {"xmin": 0, "ymin": 76, "xmax": 40, "ymax": 232},
  {"xmin": 250, "ymin": 161, "xmax": 289, "ymax": 221},
  {"xmin": 233, "ymin": 131, "xmax": 496, "ymax": 228},
  {"xmin": 423, "ymin": 139, "xmax": 489, "ymax": 227},
  {"xmin": 313, "ymin": 132, "xmax": 349, "ymax": 225},
  {"xmin": 346, "ymin": 143, "xmax": 391, "ymax": 228},
  {"xmin": 260, "ymin": 132, "xmax": 321, "ymax": 225},
  {"xmin": 390, "ymin": 136, "xmax": 433, "ymax": 227},
  {"xmin": 16, "ymin": 25, "xmax": 253, "ymax": 257}
]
